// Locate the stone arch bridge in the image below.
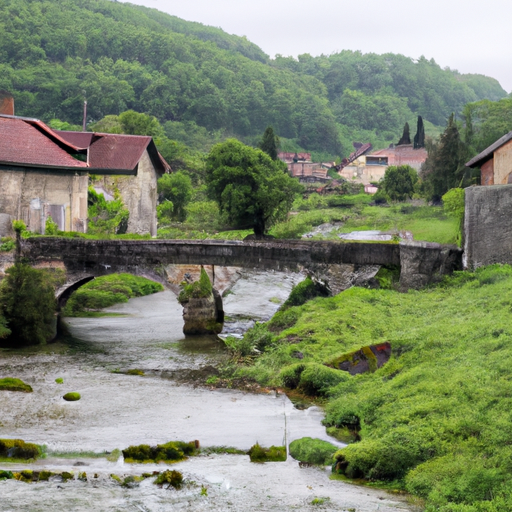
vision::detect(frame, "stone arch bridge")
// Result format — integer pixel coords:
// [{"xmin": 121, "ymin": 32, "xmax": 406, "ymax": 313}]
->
[{"xmin": 20, "ymin": 237, "xmax": 462, "ymax": 304}]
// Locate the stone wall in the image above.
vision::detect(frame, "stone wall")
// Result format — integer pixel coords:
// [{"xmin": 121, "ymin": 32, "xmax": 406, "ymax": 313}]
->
[
  {"xmin": 0, "ymin": 169, "xmax": 88, "ymax": 233},
  {"xmin": 464, "ymin": 184, "xmax": 512, "ymax": 269}
]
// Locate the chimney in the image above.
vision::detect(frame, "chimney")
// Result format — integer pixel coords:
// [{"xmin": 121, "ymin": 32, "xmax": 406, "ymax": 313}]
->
[{"xmin": 0, "ymin": 91, "xmax": 14, "ymax": 116}]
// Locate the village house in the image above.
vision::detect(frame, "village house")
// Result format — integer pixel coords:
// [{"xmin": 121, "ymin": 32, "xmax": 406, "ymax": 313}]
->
[
  {"xmin": 0, "ymin": 93, "xmax": 170, "ymax": 236},
  {"xmin": 465, "ymin": 131, "xmax": 512, "ymax": 186},
  {"xmin": 337, "ymin": 143, "xmax": 427, "ymax": 185},
  {"xmin": 277, "ymin": 152, "xmax": 331, "ymax": 181}
]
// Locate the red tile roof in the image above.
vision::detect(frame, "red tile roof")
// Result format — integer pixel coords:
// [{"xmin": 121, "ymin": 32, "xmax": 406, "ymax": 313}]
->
[
  {"xmin": 56, "ymin": 130, "xmax": 171, "ymax": 173},
  {"xmin": 0, "ymin": 116, "xmax": 87, "ymax": 168}
]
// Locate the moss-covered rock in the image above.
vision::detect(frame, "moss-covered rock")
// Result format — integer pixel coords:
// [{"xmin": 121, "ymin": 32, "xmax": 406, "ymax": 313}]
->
[
  {"xmin": 0, "ymin": 439, "xmax": 42, "ymax": 460},
  {"xmin": 63, "ymin": 392, "xmax": 81, "ymax": 401},
  {"xmin": 247, "ymin": 443, "xmax": 286, "ymax": 462},
  {"xmin": 289, "ymin": 437, "xmax": 338, "ymax": 465},
  {"xmin": 0, "ymin": 377, "xmax": 33, "ymax": 392},
  {"xmin": 326, "ymin": 342, "xmax": 391, "ymax": 375}
]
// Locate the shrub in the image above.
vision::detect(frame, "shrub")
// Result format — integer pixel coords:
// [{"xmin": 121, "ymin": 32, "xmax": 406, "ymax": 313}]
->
[
  {"xmin": 299, "ymin": 364, "xmax": 349, "ymax": 396},
  {"xmin": 281, "ymin": 276, "xmax": 329, "ymax": 310},
  {"xmin": 44, "ymin": 216, "xmax": 58, "ymax": 235},
  {"xmin": 178, "ymin": 267, "xmax": 212, "ymax": 303},
  {"xmin": 222, "ymin": 335, "xmax": 257, "ymax": 357},
  {"xmin": 154, "ymin": 469, "xmax": 183, "ymax": 489},
  {"xmin": 247, "ymin": 443, "xmax": 286, "ymax": 462},
  {"xmin": 0, "ymin": 378, "xmax": 33, "ymax": 392},
  {"xmin": 280, "ymin": 363, "xmax": 306, "ymax": 389},
  {"xmin": 0, "ymin": 263, "xmax": 57, "ymax": 346},
  {"xmin": 243, "ymin": 322, "xmax": 274, "ymax": 352},
  {"xmin": 0, "ymin": 237, "xmax": 15, "ymax": 252},
  {"xmin": 289, "ymin": 437, "xmax": 338, "ymax": 465},
  {"xmin": 0, "ymin": 439, "xmax": 42, "ymax": 460},
  {"xmin": 280, "ymin": 363, "xmax": 348, "ymax": 396}
]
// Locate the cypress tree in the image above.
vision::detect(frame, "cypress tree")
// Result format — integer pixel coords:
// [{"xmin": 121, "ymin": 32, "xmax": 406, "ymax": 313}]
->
[
  {"xmin": 397, "ymin": 122, "xmax": 411, "ymax": 145},
  {"xmin": 413, "ymin": 116, "xmax": 425, "ymax": 149},
  {"xmin": 259, "ymin": 126, "xmax": 279, "ymax": 160}
]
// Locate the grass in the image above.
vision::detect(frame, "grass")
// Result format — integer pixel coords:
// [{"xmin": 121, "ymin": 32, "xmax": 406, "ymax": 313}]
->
[
  {"xmin": 62, "ymin": 273, "xmax": 164, "ymax": 316},
  {"xmin": 289, "ymin": 437, "xmax": 338, "ymax": 465},
  {"xmin": 0, "ymin": 377, "xmax": 33, "ymax": 392},
  {"xmin": 223, "ymin": 264, "xmax": 512, "ymax": 510},
  {"xmin": 335, "ymin": 205, "xmax": 459, "ymax": 245},
  {"xmin": 158, "ymin": 198, "xmax": 458, "ymax": 244}
]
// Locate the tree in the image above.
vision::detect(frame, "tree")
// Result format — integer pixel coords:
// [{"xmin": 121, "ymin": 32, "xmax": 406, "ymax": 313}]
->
[
  {"xmin": 381, "ymin": 165, "xmax": 417, "ymax": 202},
  {"xmin": 413, "ymin": 116, "xmax": 425, "ymax": 148},
  {"xmin": 420, "ymin": 114, "xmax": 467, "ymax": 201},
  {"xmin": 157, "ymin": 171, "xmax": 193, "ymax": 222},
  {"xmin": 205, "ymin": 139, "xmax": 303, "ymax": 236},
  {"xmin": 0, "ymin": 263, "xmax": 57, "ymax": 346},
  {"xmin": 259, "ymin": 126, "xmax": 279, "ymax": 160},
  {"xmin": 397, "ymin": 122, "xmax": 411, "ymax": 145}
]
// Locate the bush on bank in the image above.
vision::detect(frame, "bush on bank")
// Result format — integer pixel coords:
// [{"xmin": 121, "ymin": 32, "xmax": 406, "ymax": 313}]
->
[
  {"xmin": 0, "ymin": 263, "xmax": 59, "ymax": 346},
  {"xmin": 228, "ymin": 264, "xmax": 512, "ymax": 510},
  {"xmin": 63, "ymin": 274, "xmax": 164, "ymax": 316}
]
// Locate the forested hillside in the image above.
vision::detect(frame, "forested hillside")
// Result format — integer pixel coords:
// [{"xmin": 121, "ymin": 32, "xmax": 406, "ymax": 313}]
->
[{"xmin": 0, "ymin": 0, "xmax": 506, "ymax": 157}]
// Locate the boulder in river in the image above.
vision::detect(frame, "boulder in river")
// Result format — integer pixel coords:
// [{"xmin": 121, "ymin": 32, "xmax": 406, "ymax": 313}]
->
[{"xmin": 178, "ymin": 267, "xmax": 224, "ymax": 335}]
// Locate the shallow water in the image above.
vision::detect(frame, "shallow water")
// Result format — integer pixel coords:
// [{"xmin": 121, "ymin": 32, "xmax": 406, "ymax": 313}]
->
[{"xmin": 0, "ymin": 272, "xmax": 413, "ymax": 511}]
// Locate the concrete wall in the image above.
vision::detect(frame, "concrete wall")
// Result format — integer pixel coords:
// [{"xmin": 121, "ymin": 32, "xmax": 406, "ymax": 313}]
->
[
  {"xmin": 0, "ymin": 169, "xmax": 88, "ymax": 233},
  {"xmin": 97, "ymin": 150, "xmax": 158, "ymax": 236},
  {"xmin": 464, "ymin": 184, "xmax": 512, "ymax": 269}
]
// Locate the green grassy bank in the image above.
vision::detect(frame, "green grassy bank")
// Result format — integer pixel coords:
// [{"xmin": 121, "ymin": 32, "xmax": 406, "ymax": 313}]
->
[
  {"xmin": 225, "ymin": 265, "xmax": 512, "ymax": 511},
  {"xmin": 62, "ymin": 274, "xmax": 164, "ymax": 317}
]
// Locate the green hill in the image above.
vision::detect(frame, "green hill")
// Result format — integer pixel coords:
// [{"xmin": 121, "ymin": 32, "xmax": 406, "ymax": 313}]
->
[{"xmin": 0, "ymin": 0, "xmax": 506, "ymax": 156}]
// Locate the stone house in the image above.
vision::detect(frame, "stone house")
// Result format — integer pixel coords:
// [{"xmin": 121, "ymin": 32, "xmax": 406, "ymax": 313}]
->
[
  {"xmin": 55, "ymin": 130, "xmax": 170, "ymax": 236},
  {"xmin": 0, "ymin": 114, "xmax": 90, "ymax": 233},
  {"xmin": 0, "ymin": 105, "xmax": 170, "ymax": 236},
  {"xmin": 465, "ymin": 131, "xmax": 512, "ymax": 186}
]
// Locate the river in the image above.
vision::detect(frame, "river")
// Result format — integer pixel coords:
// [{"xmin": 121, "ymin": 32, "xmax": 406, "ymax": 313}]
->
[{"xmin": 0, "ymin": 270, "xmax": 413, "ymax": 511}]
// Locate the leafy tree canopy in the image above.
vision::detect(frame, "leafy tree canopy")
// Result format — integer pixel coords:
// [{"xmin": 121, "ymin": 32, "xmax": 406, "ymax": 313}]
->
[
  {"xmin": 381, "ymin": 165, "xmax": 417, "ymax": 202},
  {"xmin": 0, "ymin": 0, "xmax": 505, "ymax": 158},
  {"xmin": 157, "ymin": 171, "xmax": 193, "ymax": 222},
  {"xmin": 0, "ymin": 264, "xmax": 58, "ymax": 346},
  {"xmin": 205, "ymin": 139, "xmax": 303, "ymax": 235}
]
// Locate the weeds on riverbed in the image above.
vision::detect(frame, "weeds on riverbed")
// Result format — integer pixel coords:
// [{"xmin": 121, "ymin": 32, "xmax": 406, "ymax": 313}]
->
[
  {"xmin": 122, "ymin": 440, "xmax": 198, "ymax": 463},
  {"xmin": 247, "ymin": 443, "xmax": 286, "ymax": 462}
]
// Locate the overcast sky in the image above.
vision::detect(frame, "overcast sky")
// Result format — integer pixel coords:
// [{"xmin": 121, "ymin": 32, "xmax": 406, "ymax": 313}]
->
[{"xmin": 121, "ymin": 0, "xmax": 512, "ymax": 94}]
